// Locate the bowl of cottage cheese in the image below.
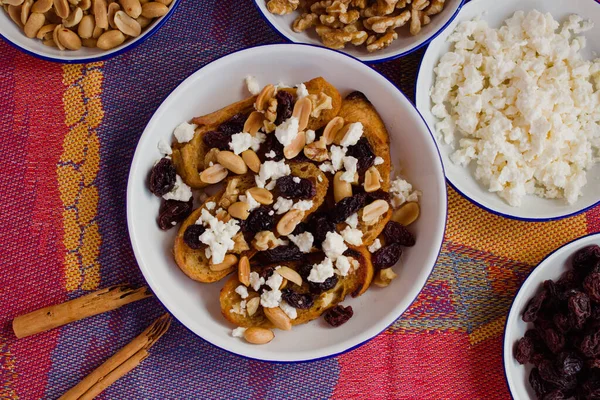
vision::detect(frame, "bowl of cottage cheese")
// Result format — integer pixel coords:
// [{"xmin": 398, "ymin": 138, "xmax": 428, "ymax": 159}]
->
[{"xmin": 416, "ymin": 0, "xmax": 600, "ymax": 221}]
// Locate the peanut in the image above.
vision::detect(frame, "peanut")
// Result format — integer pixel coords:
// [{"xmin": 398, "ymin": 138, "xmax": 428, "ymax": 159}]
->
[
  {"xmin": 263, "ymin": 307, "xmax": 292, "ymax": 331},
  {"xmin": 36, "ymin": 23, "xmax": 56, "ymax": 39},
  {"xmin": 79, "ymin": 0, "xmax": 90, "ymax": 10},
  {"xmin": 200, "ymin": 163, "xmax": 228, "ymax": 184},
  {"xmin": 243, "ymin": 111, "xmax": 265, "ymax": 135},
  {"xmin": 292, "ymin": 96, "xmax": 312, "ymax": 131},
  {"xmin": 392, "ymin": 202, "xmax": 419, "ymax": 226},
  {"xmin": 246, "ymin": 297, "xmax": 260, "ymax": 316},
  {"xmin": 322, "ymin": 116, "xmax": 344, "ymax": 145},
  {"xmin": 140, "ymin": 1, "xmax": 167, "ymax": 18},
  {"xmin": 107, "ymin": 2, "xmax": 120, "ymax": 29},
  {"xmin": 52, "ymin": 24, "xmax": 65, "ymax": 49},
  {"xmin": 93, "ymin": 0, "xmax": 108, "ymax": 29},
  {"xmin": 77, "ymin": 14, "xmax": 94, "ymax": 38},
  {"xmin": 3, "ymin": 0, "xmax": 25, "ymax": 5},
  {"xmin": 276, "ymin": 266, "xmax": 303, "ymax": 286},
  {"xmin": 57, "ymin": 26, "xmax": 81, "ymax": 49},
  {"xmin": 238, "ymin": 256, "xmax": 250, "ymax": 286},
  {"xmin": 8, "ymin": 5, "xmax": 25, "ymax": 29},
  {"xmin": 81, "ymin": 37, "xmax": 97, "ymax": 47},
  {"xmin": 217, "ymin": 151, "xmax": 247, "ymax": 175},
  {"xmin": 255, "ymin": 84, "xmax": 275, "ymax": 112},
  {"xmin": 62, "ymin": 6, "xmax": 82, "ymax": 28},
  {"xmin": 374, "ymin": 267, "xmax": 397, "ymax": 287},
  {"xmin": 228, "ymin": 201, "xmax": 250, "ymax": 221},
  {"xmin": 20, "ymin": 0, "xmax": 32, "ymax": 25},
  {"xmin": 23, "ymin": 12, "xmax": 44, "ymax": 38},
  {"xmin": 244, "ymin": 327, "xmax": 274, "ymax": 344},
  {"xmin": 96, "ymin": 29, "xmax": 125, "ymax": 49},
  {"xmin": 52, "ymin": 0, "xmax": 69, "ymax": 18},
  {"xmin": 362, "ymin": 199, "xmax": 389, "ymax": 224},
  {"xmin": 303, "ymin": 138, "xmax": 329, "ymax": 162},
  {"xmin": 276, "ymin": 209, "xmax": 304, "ymax": 236},
  {"xmin": 209, "ymin": 254, "xmax": 238, "ymax": 272},
  {"xmin": 114, "ymin": 9, "xmax": 141, "ymax": 36},
  {"xmin": 247, "ymin": 187, "xmax": 273, "ymax": 205},
  {"xmin": 119, "ymin": 0, "xmax": 141, "ymax": 18},
  {"xmin": 283, "ymin": 130, "xmax": 306, "ymax": 159},
  {"xmin": 135, "ymin": 14, "xmax": 151, "ymax": 28},
  {"xmin": 333, "ymin": 171, "xmax": 352, "ymax": 202},
  {"xmin": 31, "ymin": 0, "xmax": 52, "ymax": 13},
  {"xmin": 241, "ymin": 150, "xmax": 261, "ymax": 173},
  {"xmin": 364, "ymin": 166, "xmax": 381, "ymax": 192}
]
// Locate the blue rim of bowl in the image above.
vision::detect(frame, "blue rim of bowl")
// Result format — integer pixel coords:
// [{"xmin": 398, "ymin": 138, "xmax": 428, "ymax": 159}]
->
[
  {"xmin": 250, "ymin": 0, "xmax": 466, "ymax": 64},
  {"xmin": 501, "ymin": 231, "xmax": 600, "ymax": 399},
  {"xmin": 126, "ymin": 42, "xmax": 449, "ymax": 363},
  {"xmin": 415, "ymin": 0, "xmax": 600, "ymax": 222},
  {"xmin": 0, "ymin": 0, "xmax": 180, "ymax": 64}
]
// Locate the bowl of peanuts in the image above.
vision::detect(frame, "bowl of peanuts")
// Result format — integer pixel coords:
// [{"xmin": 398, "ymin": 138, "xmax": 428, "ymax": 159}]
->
[
  {"xmin": 0, "ymin": 0, "xmax": 179, "ymax": 63},
  {"xmin": 254, "ymin": 0, "xmax": 465, "ymax": 63}
]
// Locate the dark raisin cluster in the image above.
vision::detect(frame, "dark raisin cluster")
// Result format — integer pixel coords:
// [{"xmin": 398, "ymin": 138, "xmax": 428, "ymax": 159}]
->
[
  {"xmin": 282, "ymin": 288, "xmax": 314, "ymax": 309},
  {"xmin": 148, "ymin": 157, "xmax": 193, "ymax": 230},
  {"xmin": 202, "ymin": 113, "xmax": 247, "ymax": 150},
  {"xmin": 371, "ymin": 221, "xmax": 416, "ymax": 270},
  {"xmin": 276, "ymin": 176, "xmax": 316, "ymax": 199},
  {"xmin": 157, "ymin": 199, "xmax": 193, "ymax": 230},
  {"xmin": 275, "ymin": 91, "xmax": 294, "ymax": 125},
  {"xmin": 515, "ymin": 245, "xmax": 600, "ymax": 399},
  {"xmin": 324, "ymin": 305, "xmax": 354, "ymax": 327},
  {"xmin": 345, "ymin": 137, "xmax": 375, "ymax": 172},
  {"xmin": 183, "ymin": 225, "xmax": 205, "ymax": 249}
]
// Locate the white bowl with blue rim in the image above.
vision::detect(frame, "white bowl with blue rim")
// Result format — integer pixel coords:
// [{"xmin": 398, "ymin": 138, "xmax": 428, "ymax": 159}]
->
[
  {"xmin": 252, "ymin": 0, "xmax": 465, "ymax": 63},
  {"xmin": 415, "ymin": 0, "xmax": 600, "ymax": 221},
  {"xmin": 504, "ymin": 233, "xmax": 600, "ymax": 399},
  {"xmin": 127, "ymin": 43, "xmax": 447, "ymax": 362},
  {"xmin": 0, "ymin": 0, "xmax": 180, "ymax": 63}
]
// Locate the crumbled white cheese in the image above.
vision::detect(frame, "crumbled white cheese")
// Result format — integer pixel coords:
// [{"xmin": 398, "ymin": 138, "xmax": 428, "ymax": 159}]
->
[
  {"xmin": 345, "ymin": 213, "xmax": 359, "ymax": 229},
  {"xmin": 239, "ymin": 191, "xmax": 260, "ymax": 211},
  {"xmin": 341, "ymin": 226, "xmax": 363, "ymax": 246},
  {"xmin": 266, "ymin": 271, "xmax": 283, "ymax": 290},
  {"xmin": 335, "ymin": 255, "xmax": 352, "ymax": 277},
  {"xmin": 374, "ymin": 156, "xmax": 384, "ymax": 166},
  {"xmin": 260, "ymin": 289, "xmax": 282, "ymax": 308},
  {"xmin": 296, "ymin": 83, "xmax": 309, "ymax": 99},
  {"xmin": 389, "ymin": 177, "xmax": 420, "ymax": 208},
  {"xmin": 318, "ymin": 175, "xmax": 323, "ymax": 182},
  {"xmin": 279, "ymin": 301, "xmax": 297, "ymax": 320},
  {"xmin": 322, "ymin": 231, "xmax": 348, "ymax": 261},
  {"xmin": 275, "ymin": 116, "xmax": 300, "ymax": 147},
  {"xmin": 162, "ymin": 175, "xmax": 192, "ymax": 202},
  {"xmin": 431, "ymin": 10, "xmax": 600, "ymax": 206},
  {"xmin": 319, "ymin": 162, "xmax": 336, "ymax": 174},
  {"xmin": 232, "ymin": 327, "xmax": 247, "ymax": 337},
  {"xmin": 308, "ymin": 257, "xmax": 335, "ymax": 283},
  {"xmin": 173, "ymin": 122, "xmax": 197, "ymax": 143},
  {"xmin": 273, "ymin": 196, "xmax": 294, "ymax": 214},
  {"xmin": 288, "ymin": 232, "xmax": 314, "ymax": 253},
  {"xmin": 255, "ymin": 160, "xmax": 291, "ymax": 189},
  {"xmin": 196, "ymin": 208, "xmax": 240, "ymax": 264},
  {"xmin": 340, "ymin": 156, "xmax": 358, "ymax": 182},
  {"xmin": 157, "ymin": 139, "xmax": 172, "ymax": 155},
  {"xmin": 235, "ymin": 285, "xmax": 249, "ymax": 299},
  {"xmin": 275, "ymin": 82, "xmax": 290, "ymax": 90},
  {"xmin": 306, "ymin": 129, "xmax": 316, "ymax": 144},
  {"xmin": 292, "ymin": 200, "xmax": 313, "ymax": 211},
  {"xmin": 293, "ymin": 177, "xmax": 301, "ymax": 183},
  {"xmin": 229, "ymin": 132, "xmax": 265, "ymax": 155},
  {"xmin": 339, "ymin": 122, "xmax": 363, "ymax": 147},
  {"xmin": 368, "ymin": 238, "xmax": 382, "ymax": 253},
  {"xmin": 245, "ymin": 75, "xmax": 260, "ymax": 95},
  {"xmin": 330, "ymin": 145, "xmax": 346, "ymax": 171},
  {"xmin": 249, "ymin": 272, "xmax": 265, "ymax": 291},
  {"xmin": 266, "ymin": 150, "xmax": 276, "ymax": 159},
  {"xmin": 268, "ymin": 210, "xmax": 275, "ymax": 216},
  {"xmin": 230, "ymin": 301, "xmax": 246, "ymax": 315},
  {"xmin": 205, "ymin": 201, "xmax": 216, "ymax": 210}
]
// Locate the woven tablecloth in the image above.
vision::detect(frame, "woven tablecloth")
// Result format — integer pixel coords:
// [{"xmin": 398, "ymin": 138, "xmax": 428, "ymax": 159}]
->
[{"xmin": 2, "ymin": 0, "xmax": 600, "ymax": 398}]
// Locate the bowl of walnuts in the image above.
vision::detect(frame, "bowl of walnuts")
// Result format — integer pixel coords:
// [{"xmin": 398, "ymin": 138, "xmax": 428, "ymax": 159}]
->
[
  {"xmin": 254, "ymin": 0, "xmax": 465, "ymax": 63},
  {"xmin": 0, "ymin": 0, "xmax": 179, "ymax": 63}
]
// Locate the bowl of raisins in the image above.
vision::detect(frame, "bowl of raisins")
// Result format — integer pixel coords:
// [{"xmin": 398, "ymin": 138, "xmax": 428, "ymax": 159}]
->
[{"xmin": 504, "ymin": 233, "xmax": 600, "ymax": 399}]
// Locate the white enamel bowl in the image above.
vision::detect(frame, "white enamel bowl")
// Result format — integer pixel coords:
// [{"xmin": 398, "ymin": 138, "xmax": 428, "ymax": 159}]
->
[
  {"xmin": 504, "ymin": 233, "xmax": 600, "ymax": 399},
  {"xmin": 0, "ymin": 0, "xmax": 179, "ymax": 63},
  {"xmin": 253, "ymin": 0, "xmax": 465, "ymax": 63},
  {"xmin": 416, "ymin": 0, "xmax": 600, "ymax": 221},
  {"xmin": 126, "ymin": 44, "xmax": 447, "ymax": 362}
]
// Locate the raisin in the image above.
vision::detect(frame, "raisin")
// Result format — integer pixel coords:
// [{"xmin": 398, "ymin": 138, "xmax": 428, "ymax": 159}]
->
[
  {"xmin": 292, "ymin": 222, "xmax": 308, "ymax": 235},
  {"xmin": 523, "ymin": 289, "xmax": 548, "ymax": 322},
  {"xmin": 579, "ymin": 330, "xmax": 600, "ymax": 358},
  {"xmin": 257, "ymin": 134, "xmax": 284, "ymax": 162},
  {"xmin": 258, "ymin": 266, "xmax": 275, "ymax": 281},
  {"xmin": 218, "ymin": 113, "xmax": 246, "ymax": 136},
  {"xmin": 365, "ymin": 190, "xmax": 391, "ymax": 203},
  {"xmin": 344, "ymin": 248, "xmax": 362, "ymax": 260},
  {"xmin": 372, "ymin": 243, "xmax": 402, "ymax": 270},
  {"xmin": 241, "ymin": 206, "xmax": 275, "ymax": 234},
  {"xmin": 515, "ymin": 336, "xmax": 535, "ymax": 364},
  {"xmin": 383, "ymin": 221, "xmax": 416, "ymax": 247},
  {"xmin": 543, "ymin": 390, "xmax": 565, "ymax": 400},
  {"xmin": 530, "ymin": 368, "xmax": 550, "ymax": 399},
  {"xmin": 202, "ymin": 130, "xmax": 232, "ymax": 151},
  {"xmin": 330, "ymin": 193, "xmax": 367, "ymax": 223},
  {"xmin": 555, "ymin": 352, "xmax": 583, "ymax": 376},
  {"xmin": 568, "ymin": 291, "xmax": 591, "ymax": 329},
  {"xmin": 281, "ymin": 289, "xmax": 314, "ymax": 309},
  {"xmin": 540, "ymin": 327, "xmax": 565, "ymax": 354},
  {"xmin": 553, "ymin": 313, "xmax": 572, "ymax": 333},
  {"xmin": 297, "ymin": 263, "xmax": 313, "ymax": 280},
  {"xmin": 149, "ymin": 157, "xmax": 176, "ymax": 196},
  {"xmin": 308, "ymin": 274, "xmax": 338, "ymax": 294},
  {"xmin": 307, "ymin": 213, "xmax": 336, "ymax": 246},
  {"xmin": 275, "ymin": 91, "xmax": 293, "ymax": 125},
  {"xmin": 324, "ymin": 305, "xmax": 353, "ymax": 327},
  {"xmin": 539, "ymin": 359, "xmax": 577, "ymax": 391},
  {"xmin": 276, "ymin": 176, "xmax": 316, "ymax": 199},
  {"xmin": 584, "ymin": 273, "xmax": 600, "ymax": 303},
  {"xmin": 573, "ymin": 245, "xmax": 600, "ymax": 271},
  {"xmin": 345, "ymin": 137, "xmax": 375, "ymax": 172},
  {"xmin": 255, "ymin": 245, "xmax": 305, "ymax": 264},
  {"xmin": 183, "ymin": 224, "xmax": 205, "ymax": 249},
  {"xmin": 157, "ymin": 199, "xmax": 193, "ymax": 230},
  {"xmin": 581, "ymin": 378, "xmax": 600, "ymax": 400}
]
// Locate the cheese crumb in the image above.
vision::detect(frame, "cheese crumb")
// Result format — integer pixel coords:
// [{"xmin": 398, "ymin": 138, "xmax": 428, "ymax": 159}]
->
[
  {"xmin": 255, "ymin": 160, "xmax": 291, "ymax": 189},
  {"xmin": 235, "ymin": 285, "xmax": 249, "ymax": 299},
  {"xmin": 162, "ymin": 175, "xmax": 192, "ymax": 202},
  {"xmin": 341, "ymin": 226, "xmax": 363, "ymax": 246},
  {"xmin": 245, "ymin": 75, "xmax": 260, "ymax": 95},
  {"xmin": 288, "ymin": 231, "xmax": 314, "ymax": 253},
  {"xmin": 266, "ymin": 150, "xmax": 276, "ymax": 159},
  {"xmin": 260, "ymin": 289, "xmax": 282, "ymax": 308},
  {"xmin": 306, "ymin": 129, "xmax": 316, "ymax": 144},
  {"xmin": 275, "ymin": 116, "xmax": 300, "ymax": 147},
  {"xmin": 335, "ymin": 255, "xmax": 352, "ymax": 277},
  {"xmin": 157, "ymin": 139, "xmax": 172, "ymax": 155},
  {"xmin": 330, "ymin": 145, "xmax": 346, "ymax": 171},
  {"xmin": 292, "ymin": 200, "xmax": 313, "ymax": 211},
  {"xmin": 296, "ymin": 83, "xmax": 309, "ymax": 99},
  {"xmin": 205, "ymin": 201, "xmax": 216, "ymax": 210},
  {"xmin": 249, "ymin": 271, "xmax": 265, "ymax": 291},
  {"xmin": 308, "ymin": 257, "xmax": 335, "ymax": 283},
  {"xmin": 229, "ymin": 132, "xmax": 265, "ymax": 155},
  {"xmin": 293, "ymin": 177, "xmax": 301, "ymax": 183},
  {"xmin": 196, "ymin": 208, "xmax": 240, "ymax": 264},
  {"xmin": 173, "ymin": 122, "xmax": 197, "ymax": 143},
  {"xmin": 273, "ymin": 196, "xmax": 294, "ymax": 214},
  {"xmin": 368, "ymin": 238, "xmax": 382, "ymax": 253},
  {"xmin": 374, "ymin": 156, "xmax": 384, "ymax": 166},
  {"xmin": 322, "ymin": 231, "xmax": 348, "ymax": 261},
  {"xmin": 339, "ymin": 122, "xmax": 363, "ymax": 147},
  {"xmin": 280, "ymin": 301, "xmax": 297, "ymax": 320},
  {"xmin": 340, "ymin": 156, "xmax": 358, "ymax": 182},
  {"xmin": 239, "ymin": 191, "xmax": 260, "ymax": 212},
  {"xmin": 345, "ymin": 213, "xmax": 358, "ymax": 229},
  {"xmin": 232, "ymin": 327, "xmax": 247, "ymax": 337}
]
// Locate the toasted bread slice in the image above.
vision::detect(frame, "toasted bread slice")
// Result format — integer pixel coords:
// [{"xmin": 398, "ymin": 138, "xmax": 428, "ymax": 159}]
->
[
  {"xmin": 172, "ymin": 77, "xmax": 341, "ymax": 189},
  {"xmin": 219, "ymin": 246, "xmax": 373, "ymax": 329},
  {"xmin": 173, "ymin": 163, "xmax": 329, "ymax": 283},
  {"xmin": 338, "ymin": 91, "xmax": 392, "ymax": 245}
]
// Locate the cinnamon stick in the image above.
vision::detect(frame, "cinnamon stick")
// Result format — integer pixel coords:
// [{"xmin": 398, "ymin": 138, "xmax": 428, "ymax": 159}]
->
[
  {"xmin": 59, "ymin": 313, "xmax": 171, "ymax": 400},
  {"xmin": 12, "ymin": 285, "xmax": 152, "ymax": 339}
]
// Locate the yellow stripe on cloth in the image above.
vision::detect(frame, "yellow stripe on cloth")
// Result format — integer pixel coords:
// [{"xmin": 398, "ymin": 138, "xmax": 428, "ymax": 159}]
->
[
  {"xmin": 469, "ymin": 316, "xmax": 505, "ymax": 346},
  {"xmin": 446, "ymin": 187, "xmax": 587, "ymax": 266},
  {"xmin": 58, "ymin": 63, "xmax": 104, "ymax": 292}
]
